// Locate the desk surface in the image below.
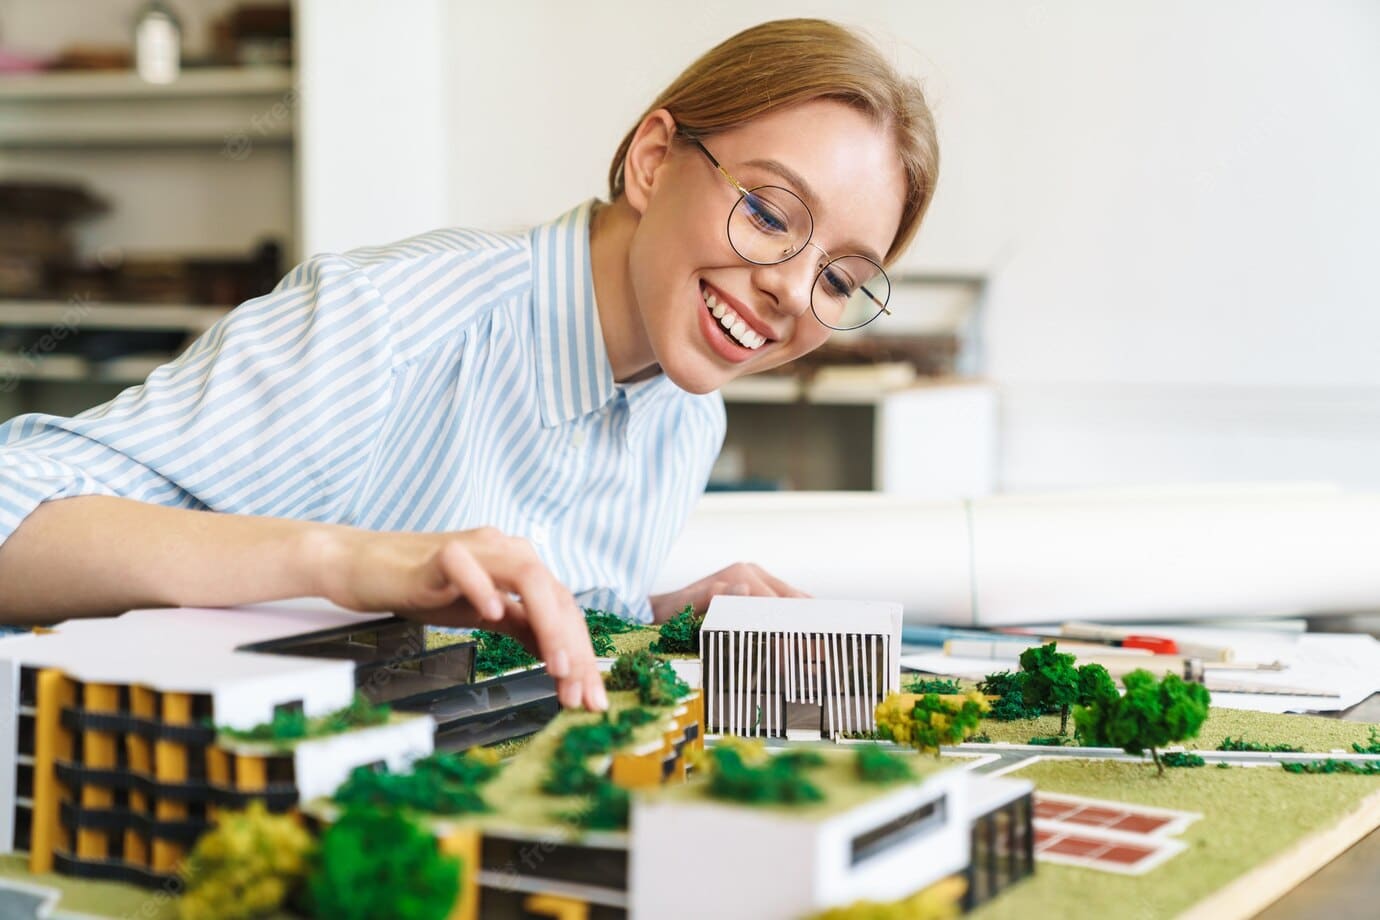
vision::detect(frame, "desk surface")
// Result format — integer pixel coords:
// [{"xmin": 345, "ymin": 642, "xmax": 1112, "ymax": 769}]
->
[{"xmin": 1260, "ymin": 687, "xmax": 1380, "ymax": 920}]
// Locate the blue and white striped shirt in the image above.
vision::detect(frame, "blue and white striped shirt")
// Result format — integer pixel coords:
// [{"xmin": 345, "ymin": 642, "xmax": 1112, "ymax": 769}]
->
[{"xmin": 0, "ymin": 201, "xmax": 726, "ymax": 623}]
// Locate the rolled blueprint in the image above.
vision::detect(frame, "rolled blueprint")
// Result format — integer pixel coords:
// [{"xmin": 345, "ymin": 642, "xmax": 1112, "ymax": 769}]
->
[{"xmin": 652, "ymin": 486, "xmax": 1380, "ymax": 626}]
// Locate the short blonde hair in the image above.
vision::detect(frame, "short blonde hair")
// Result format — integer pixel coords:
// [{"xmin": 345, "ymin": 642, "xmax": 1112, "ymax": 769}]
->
[{"xmin": 608, "ymin": 18, "xmax": 939, "ymax": 266}]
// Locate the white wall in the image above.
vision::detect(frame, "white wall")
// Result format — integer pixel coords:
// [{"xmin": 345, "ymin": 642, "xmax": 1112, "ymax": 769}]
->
[
  {"xmin": 427, "ymin": 0, "xmax": 1380, "ymax": 491},
  {"xmin": 295, "ymin": 0, "xmax": 450, "ymax": 255}
]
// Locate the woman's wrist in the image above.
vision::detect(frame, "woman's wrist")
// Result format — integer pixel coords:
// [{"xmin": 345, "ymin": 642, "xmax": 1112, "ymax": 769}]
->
[{"xmin": 293, "ymin": 522, "xmax": 358, "ymax": 602}]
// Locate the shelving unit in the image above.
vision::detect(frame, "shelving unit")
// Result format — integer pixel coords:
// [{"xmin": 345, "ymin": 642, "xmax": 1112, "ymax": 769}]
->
[
  {"xmin": 0, "ymin": 67, "xmax": 295, "ymax": 147},
  {"xmin": 0, "ymin": 65, "xmax": 296, "ymax": 422}
]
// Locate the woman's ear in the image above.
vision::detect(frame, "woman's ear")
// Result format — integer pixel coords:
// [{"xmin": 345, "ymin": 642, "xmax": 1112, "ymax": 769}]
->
[{"xmin": 622, "ymin": 109, "xmax": 677, "ymax": 216}]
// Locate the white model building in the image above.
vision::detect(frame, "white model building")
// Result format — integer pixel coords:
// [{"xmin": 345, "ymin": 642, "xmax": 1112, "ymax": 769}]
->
[
  {"xmin": 0, "ymin": 604, "xmax": 434, "ymax": 885},
  {"xmin": 630, "ymin": 754, "xmax": 1034, "ymax": 919},
  {"xmin": 699, "ymin": 596, "xmax": 902, "ymax": 739}
]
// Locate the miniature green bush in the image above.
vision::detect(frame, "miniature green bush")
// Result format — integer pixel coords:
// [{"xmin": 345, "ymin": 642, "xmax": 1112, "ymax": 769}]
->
[
  {"xmin": 220, "ymin": 694, "xmax": 391, "ymax": 747},
  {"xmin": 1281, "ymin": 759, "xmax": 1380, "ymax": 775},
  {"xmin": 1352, "ymin": 727, "xmax": 1380, "ymax": 755},
  {"xmin": 875, "ymin": 691, "xmax": 988, "ymax": 757},
  {"xmin": 307, "ymin": 806, "xmax": 459, "ymax": 920},
  {"xmin": 605, "ymin": 650, "xmax": 690, "ymax": 705},
  {"xmin": 473, "ymin": 629, "xmax": 538, "ymax": 676},
  {"xmin": 1074, "ymin": 669, "xmax": 1211, "ymax": 776},
  {"xmin": 1217, "ymin": 736, "xmax": 1303, "ymax": 753},
  {"xmin": 854, "ymin": 745, "xmax": 915, "ymax": 784},
  {"xmin": 705, "ymin": 745, "xmax": 823, "ymax": 805},
  {"xmin": 333, "ymin": 750, "xmax": 501, "ymax": 815},
  {"xmin": 569, "ymin": 778, "xmax": 631, "ymax": 830},
  {"xmin": 1162, "ymin": 752, "xmax": 1206, "ymax": 768},
  {"xmin": 650, "ymin": 604, "xmax": 703, "ymax": 654},
  {"xmin": 977, "ymin": 671, "xmax": 1045, "ymax": 721},
  {"xmin": 179, "ymin": 802, "xmax": 314, "ymax": 920},
  {"xmin": 584, "ymin": 608, "xmax": 635, "ymax": 657},
  {"xmin": 541, "ymin": 709, "xmax": 657, "ymax": 797},
  {"xmin": 1027, "ymin": 735, "xmax": 1068, "ymax": 747},
  {"xmin": 905, "ymin": 677, "xmax": 963, "ymax": 695}
]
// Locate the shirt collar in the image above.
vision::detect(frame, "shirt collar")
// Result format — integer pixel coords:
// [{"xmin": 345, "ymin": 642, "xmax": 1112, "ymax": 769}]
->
[{"xmin": 530, "ymin": 200, "xmax": 617, "ymax": 428}]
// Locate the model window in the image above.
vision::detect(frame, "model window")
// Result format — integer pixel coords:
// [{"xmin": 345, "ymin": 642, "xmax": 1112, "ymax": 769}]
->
[{"xmin": 849, "ymin": 796, "xmax": 946, "ymax": 866}]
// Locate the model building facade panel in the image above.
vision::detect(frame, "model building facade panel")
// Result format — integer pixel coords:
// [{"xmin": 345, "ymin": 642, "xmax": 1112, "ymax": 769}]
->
[{"xmin": 700, "ymin": 597, "xmax": 902, "ymax": 739}]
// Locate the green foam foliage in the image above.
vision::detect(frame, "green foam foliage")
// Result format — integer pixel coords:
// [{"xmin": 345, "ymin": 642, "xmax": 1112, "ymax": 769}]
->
[
  {"xmin": 706, "ymin": 746, "xmax": 824, "ymax": 805},
  {"xmin": 333, "ymin": 751, "xmax": 501, "ymax": 815},
  {"xmin": 220, "ymin": 694, "xmax": 390, "ymax": 746},
  {"xmin": 854, "ymin": 745, "xmax": 915, "ymax": 784},
  {"xmin": 473, "ymin": 629, "xmax": 538, "ymax": 676},
  {"xmin": 605, "ymin": 650, "xmax": 690, "ymax": 706},
  {"xmin": 650, "ymin": 605, "xmax": 703, "ymax": 654},
  {"xmin": 307, "ymin": 806, "xmax": 460, "ymax": 920}
]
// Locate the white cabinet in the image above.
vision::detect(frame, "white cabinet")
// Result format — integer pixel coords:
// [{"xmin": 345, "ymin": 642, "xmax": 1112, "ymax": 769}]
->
[{"xmin": 716, "ymin": 378, "xmax": 997, "ymax": 499}]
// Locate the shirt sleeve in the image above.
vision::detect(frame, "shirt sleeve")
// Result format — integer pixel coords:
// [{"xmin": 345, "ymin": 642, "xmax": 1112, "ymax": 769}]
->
[{"xmin": 0, "ymin": 253, "xmax": 397, "ymax": 548}]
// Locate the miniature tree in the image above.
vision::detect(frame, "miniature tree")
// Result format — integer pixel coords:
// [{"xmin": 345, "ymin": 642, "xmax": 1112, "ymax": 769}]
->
[
  {"xmin": 1076, "ymin": 663, "xmax": 1119, "ymax": 709},
  {"xmin": 875, "ymin": 691, "xmax": 989, "ymax": 758},
  {"xmin": 179, "ymin": 802, "xmax": 314, "ymax": 920},
  {"xmin": 308, "ymin": 805, "xmax": 460, "ymax": 920},
  {"xmin": 650, "ymin": 604, "xmax": 703, "ymax": 654},
  {"xmin": 1073, "ymin": 668, "xmax": 1211, "ymax": 776},
  {"xmin": 605, "ymin": 649, "xmax": 690, "ymax": 705},
  {"xmin": 1019, "ymin": 643, "xmax": 1080, "ymax": 735}
]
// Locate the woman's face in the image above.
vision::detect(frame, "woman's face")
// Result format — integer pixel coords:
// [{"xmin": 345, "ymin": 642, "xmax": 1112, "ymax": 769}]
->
[{"xmin": 625, "ymin": 99, "xmax": 908, "ymax": 395}]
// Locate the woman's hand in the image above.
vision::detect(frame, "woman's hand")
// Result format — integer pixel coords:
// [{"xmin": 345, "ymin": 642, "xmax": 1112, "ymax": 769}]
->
[
  {"xmin": 648, "ymin": 561, "xmax": 810, "ymax": 623},
  {"xmin": 306, "ymin": 526, "xmax": 606, "ymax": 711}
]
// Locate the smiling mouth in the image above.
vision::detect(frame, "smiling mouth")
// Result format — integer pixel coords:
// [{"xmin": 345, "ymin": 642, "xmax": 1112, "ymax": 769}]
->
[{"xmin": 700, "ymin": 282, "xmax": 773, "ymax": 351}]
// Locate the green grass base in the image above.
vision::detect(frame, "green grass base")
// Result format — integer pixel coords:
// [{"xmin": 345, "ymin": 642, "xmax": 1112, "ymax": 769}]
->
[
  {"xmin": 970, "ymin": 759, "xmax": 1380, "ymax": 920},
  {"xmin": 976, "ymin": 706, "xmax": 1380, "ymax": 752}
]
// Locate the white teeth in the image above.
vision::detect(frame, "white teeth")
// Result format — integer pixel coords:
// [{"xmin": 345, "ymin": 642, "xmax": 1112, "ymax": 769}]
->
[{"xmin": 703, "ymin": 284, "xmax": 767, "ymax": 350}]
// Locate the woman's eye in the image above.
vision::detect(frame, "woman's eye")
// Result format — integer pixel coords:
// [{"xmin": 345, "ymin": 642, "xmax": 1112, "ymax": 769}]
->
[
  {"xmin": 823, "ymin": 267, "xmax": 856, "ymax": 299},
  {"xmin": 745, "ymin": 195, "xmax": 788, "ymax": 234}
]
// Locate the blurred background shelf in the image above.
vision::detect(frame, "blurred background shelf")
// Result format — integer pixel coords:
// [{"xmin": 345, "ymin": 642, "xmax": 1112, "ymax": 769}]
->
[
  {"xmin": 0, "ymin": 301, "xmax": 228, "ymax": 333},
  {"xmin": 0, "ymin": 65, "xmax": 293, "ymax": 99}
]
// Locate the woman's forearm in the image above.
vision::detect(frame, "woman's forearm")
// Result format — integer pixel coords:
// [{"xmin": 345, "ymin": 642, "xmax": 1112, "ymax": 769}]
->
[{"xmin": 0, "ymin": 495, "xmax": 339, "ymax": 623}]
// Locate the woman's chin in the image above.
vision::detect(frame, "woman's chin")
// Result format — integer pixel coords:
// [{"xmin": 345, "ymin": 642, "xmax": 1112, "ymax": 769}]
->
[{"xmin": 657, "ymin": 351, "xmax": 733, "ymax": 396}]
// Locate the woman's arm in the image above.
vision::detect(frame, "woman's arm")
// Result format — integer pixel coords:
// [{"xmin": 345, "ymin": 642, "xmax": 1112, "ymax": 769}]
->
[{"xmin": 0, "ymin": 494, "xmax": 608, "ymax": 711}]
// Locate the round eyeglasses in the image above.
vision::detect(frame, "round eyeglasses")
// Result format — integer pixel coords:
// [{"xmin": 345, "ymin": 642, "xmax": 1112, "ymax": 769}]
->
[{"xmin": 683, "ymin": 131, "xmax": 892, "ymax": 331}]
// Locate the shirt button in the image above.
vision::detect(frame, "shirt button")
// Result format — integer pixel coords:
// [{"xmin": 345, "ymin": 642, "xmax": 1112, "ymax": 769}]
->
[
  {"xmin": 570, "ymin": 428, "xmax": 587, "ymax": 449},
  {"xmin": 531, "ymin": 523, "xmax": 550, "ymax": 546}
]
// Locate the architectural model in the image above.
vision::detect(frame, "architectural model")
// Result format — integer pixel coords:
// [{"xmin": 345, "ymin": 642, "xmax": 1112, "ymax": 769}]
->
[
  {"xmin": 700, "ymin": 596, "xmax": 902, "ymax": 739},
  {"xmin": 0, "ymin": 596, "xmax": 1375, "ymax": 920}
]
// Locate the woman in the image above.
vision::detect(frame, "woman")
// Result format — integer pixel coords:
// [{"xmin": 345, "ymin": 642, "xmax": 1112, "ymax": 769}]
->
[{"xmin": 0, "ymin": 19, "xmax": 938, "ymax": 712}]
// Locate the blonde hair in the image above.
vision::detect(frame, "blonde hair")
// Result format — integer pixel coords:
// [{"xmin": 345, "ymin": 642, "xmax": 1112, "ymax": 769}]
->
[{"xmin": 608, "ymin": 19, "xmax": 939, "ymax": 266}]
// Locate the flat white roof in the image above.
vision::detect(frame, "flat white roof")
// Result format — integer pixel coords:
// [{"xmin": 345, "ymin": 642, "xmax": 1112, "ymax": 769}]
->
[
  {"xmin": 0, "ymin": 602, "xmax": 390, "ymax": 694},
  {"xmin": 701, "ymin": 596, "xmax": 902, "ymax": 637}
]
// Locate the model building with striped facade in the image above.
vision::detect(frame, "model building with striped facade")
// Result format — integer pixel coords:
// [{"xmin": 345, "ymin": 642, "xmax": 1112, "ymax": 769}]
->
[
  {"xmin": 0, "ymin": 604, "xmax": 434, "ymax": 887},
  {"xmin": 700, "ymin": 596, "xmax": 902, "ymax": 740}
]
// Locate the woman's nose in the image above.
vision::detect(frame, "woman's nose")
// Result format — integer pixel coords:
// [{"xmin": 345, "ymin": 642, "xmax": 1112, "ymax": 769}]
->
[{"xmin": 752, "ymin": 250, "xmax": 822, "ymax": 319}]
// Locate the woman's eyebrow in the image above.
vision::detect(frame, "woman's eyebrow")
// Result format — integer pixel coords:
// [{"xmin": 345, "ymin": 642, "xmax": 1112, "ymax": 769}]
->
[{"xmin": 743, "ymin": 157, "xmax": 883, "ymax": 264}]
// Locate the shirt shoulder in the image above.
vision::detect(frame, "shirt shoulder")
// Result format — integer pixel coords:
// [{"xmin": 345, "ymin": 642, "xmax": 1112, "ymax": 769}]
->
[{"xmin": 326, "ymin": 226, "xmax": 535, "ymax": 366}]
